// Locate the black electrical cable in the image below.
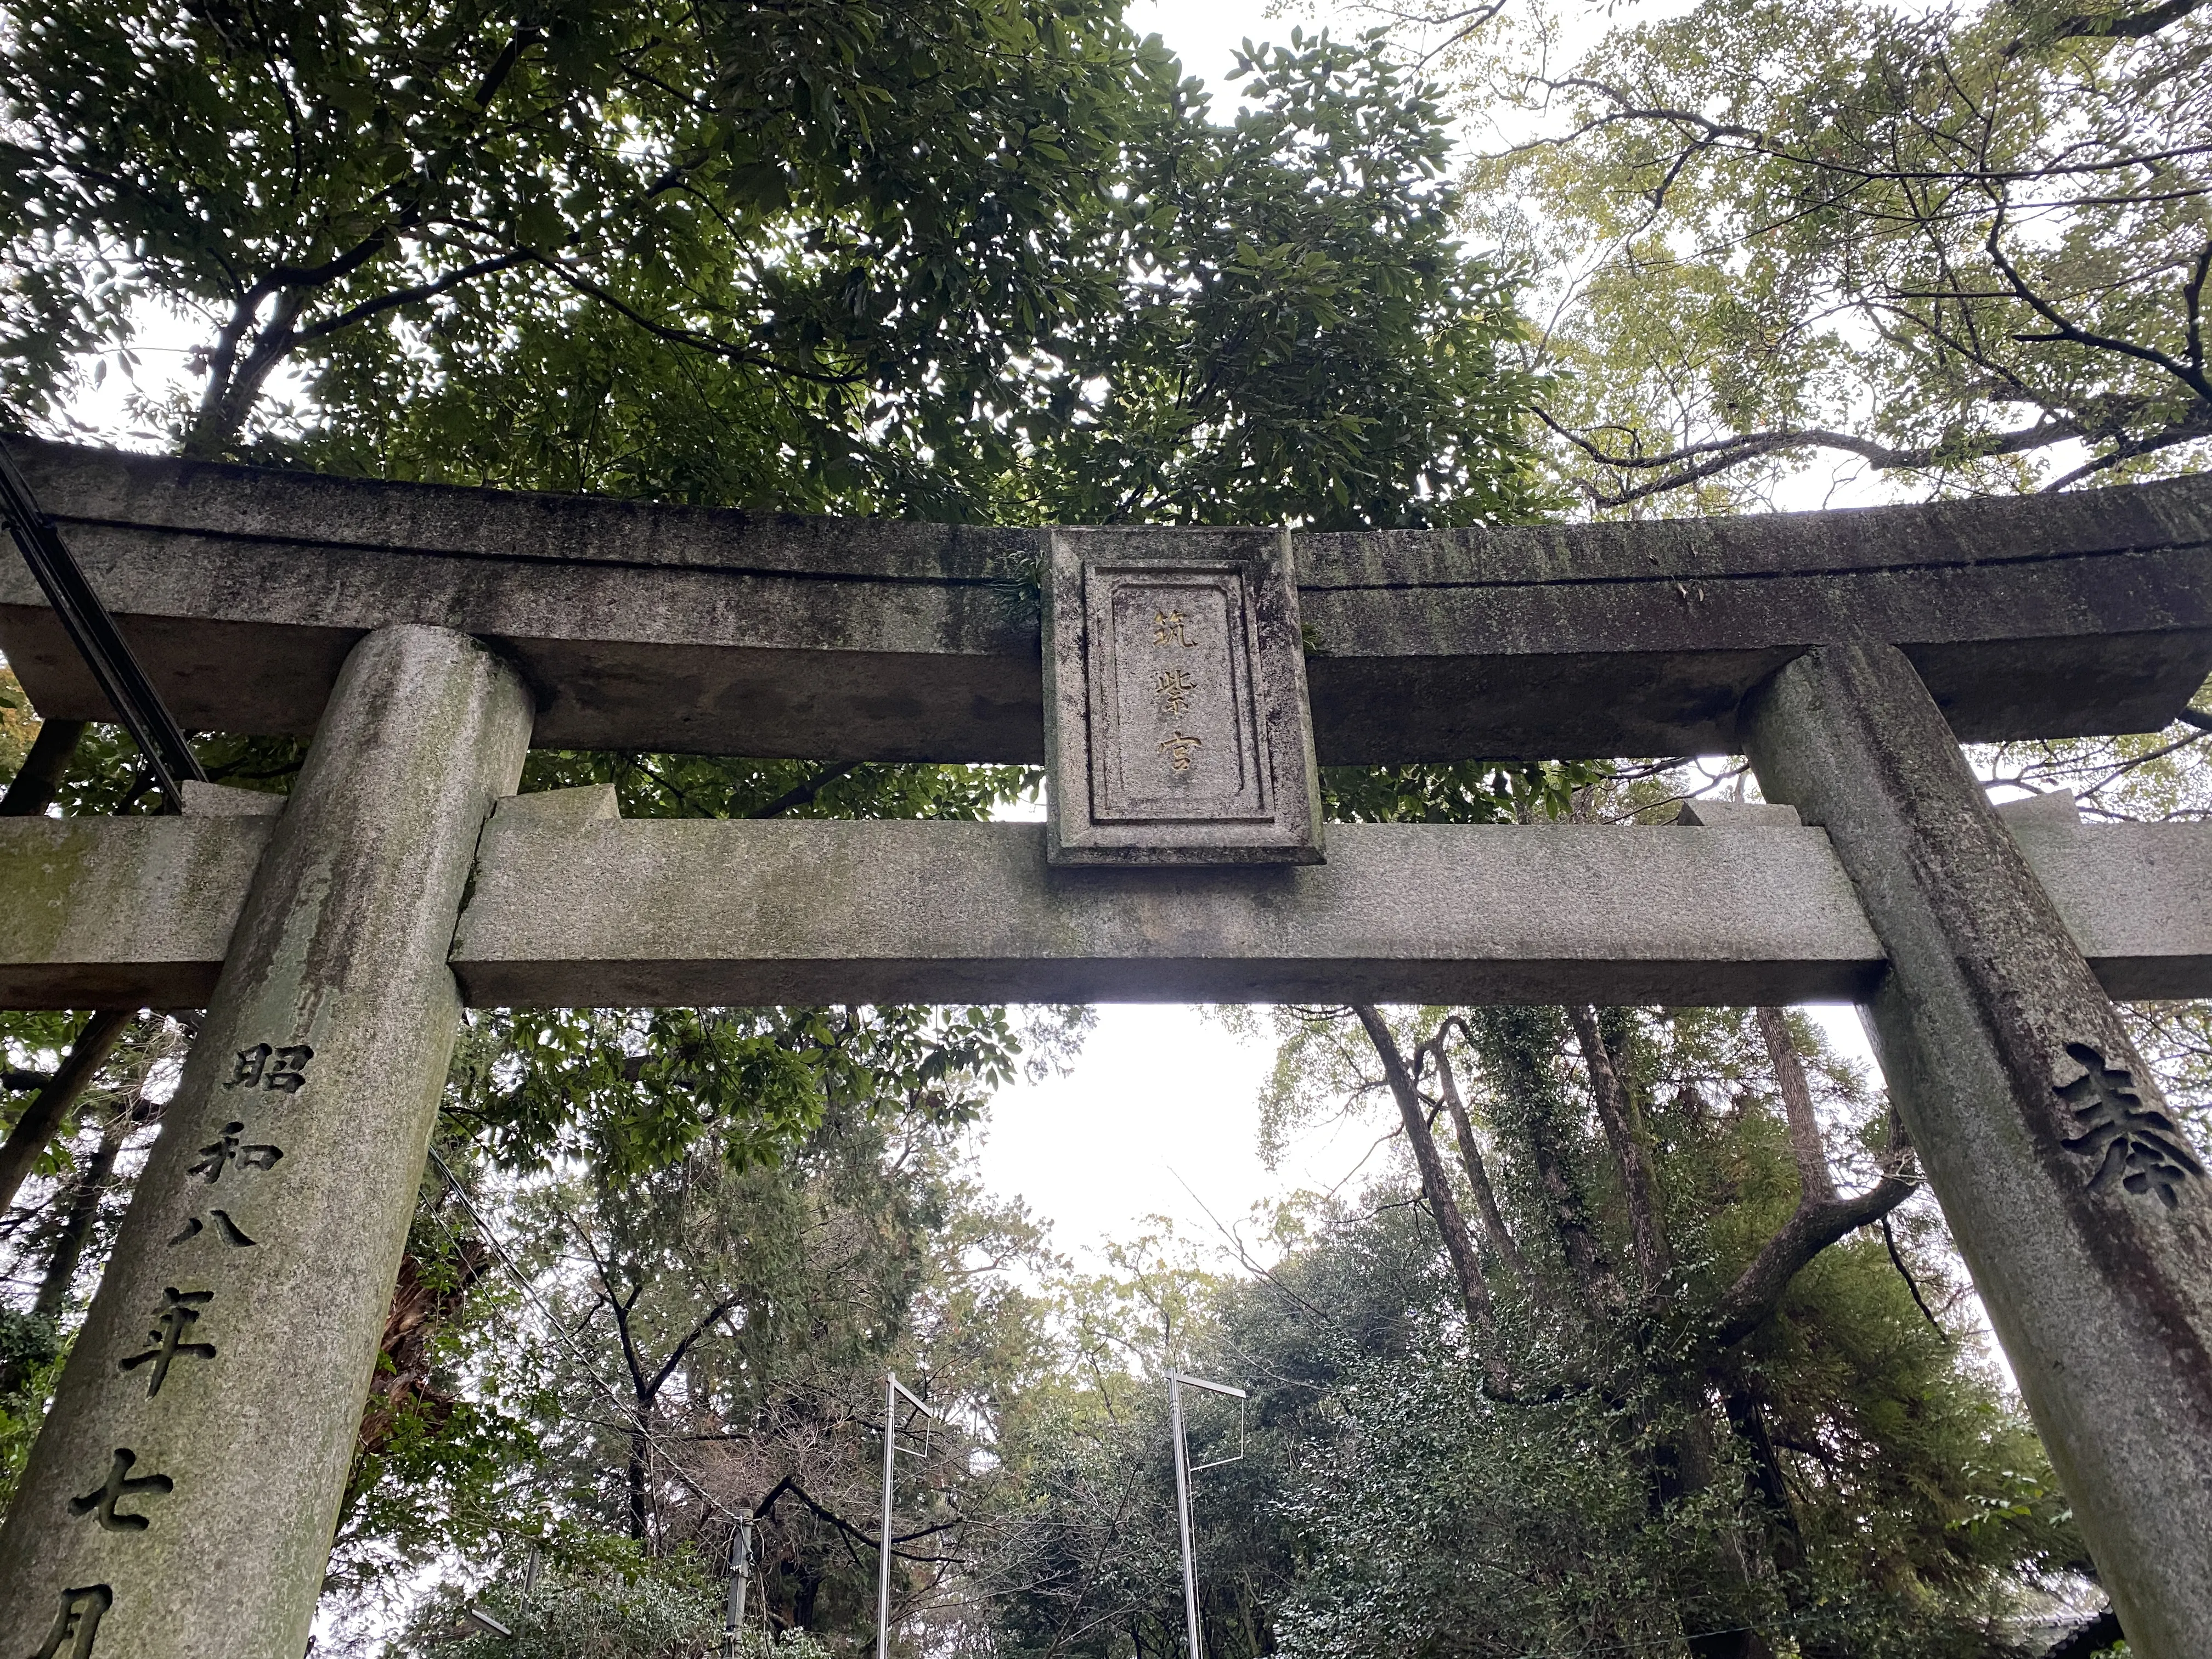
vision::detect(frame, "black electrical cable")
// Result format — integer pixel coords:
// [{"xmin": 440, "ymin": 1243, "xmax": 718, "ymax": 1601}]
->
[{"xmin": 0, "ymin": 438, "xmax": 206, "ymax": 808}]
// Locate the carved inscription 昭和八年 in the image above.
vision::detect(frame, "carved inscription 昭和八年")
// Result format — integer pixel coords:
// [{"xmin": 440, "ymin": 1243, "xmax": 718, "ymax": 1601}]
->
[
  {"xmin": 167, "ymin": 1208, "xmax": 258, "ymax": 1249},
  {"xmin": 225, "ymin": 1043, "xmax": 314, "ymax": 1093},
  {"xmin": 48, "ymin": 1036, "xmax": 306, "ymax": 1648},
  {"xmin": 31, "ymin": 1584, "xmax": 112, "ymax": 1659},
  {"xmin": 174, "ymin": 1049, "xmax": 296, "ymax": 1251},
  {"xmin": 2056, "ymin": 1041, "xmax": 2207, "ymax": 1207},
  {"xmin": 117, "ymin": 1288, "xmax": 218, "ymax": 1398},
  {"xmin": 187, "ymin": 1123, "xmax": 283, "ymax": 1184},
  {"xmin": 67, "ymin": 1451, "xmax": 173, "ymax": 1533}
]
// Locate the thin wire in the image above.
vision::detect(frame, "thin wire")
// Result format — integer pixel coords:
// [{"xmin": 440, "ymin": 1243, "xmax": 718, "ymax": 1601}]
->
[
  {"xmin": 424, "ymin": 1146, "xmax": 736, "ymax": 1526},
  {"xmin": 0, "ymin": 437, "xmax": 206, "ymax": 804}
]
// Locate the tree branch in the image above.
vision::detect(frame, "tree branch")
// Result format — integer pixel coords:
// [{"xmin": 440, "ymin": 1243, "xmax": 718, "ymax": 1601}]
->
[
  {"xmin": 1353, "ymin": 1004, "xmax": 1514, "ymax": 1397},
  {"xmin": 1427, "ymin": 1020, "xmax": 1545, "ymax": 1306},
  {"xmin": 1533, "ymin": 404, "xmax": 2089, "ymax": 507},
  {"xmin": 1754, "ymin": 1006, "xmax": 1837, "ymax": 1207},
  {"xmin": 1712, "ymin": 1114, "xmax": 1917, "ymax": 1347},
  {"xmin": 1566, "ymin": 1007, "xmax": 1672, "ymax": 1297},
  {"xmin": 0, "ymin": 1009, "xmax": 135, "ymax": 1214}
]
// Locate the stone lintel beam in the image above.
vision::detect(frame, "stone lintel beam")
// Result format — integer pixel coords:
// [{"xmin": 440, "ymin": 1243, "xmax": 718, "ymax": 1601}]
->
[
  {"xmin": 448, "ymin": 818, "xmax": 1884, "ymax": 1007},
  {"xmin": 0, "ymin": 815, "xmax": 274, "ymax": 1006},
  {"xmin": 5, "ymin": 812, "xmax": 2207, "ymax": 1011},
  {"xmin": 3, "ymin": 439, "xmax": 2207, "ymax": 763}
]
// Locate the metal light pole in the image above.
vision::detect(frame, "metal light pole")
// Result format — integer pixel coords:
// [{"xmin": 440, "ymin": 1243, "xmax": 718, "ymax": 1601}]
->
[
  {"xmin": 1167, "ymin": 1372, "xmax": 1247, "ymax": 1659},
  {"xmin": 723, "ymin": 1517, "xmax": 754, "ymax": 1659},
  {"xmin": 876, "ymin": 1373, "xmax": 934, "ymax": 1659}
]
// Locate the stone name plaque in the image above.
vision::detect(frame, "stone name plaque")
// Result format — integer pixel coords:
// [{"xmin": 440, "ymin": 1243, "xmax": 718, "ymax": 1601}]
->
[{"xmin": 1044, "ymin": 527, "xmax": 1323, "ymax": 865}]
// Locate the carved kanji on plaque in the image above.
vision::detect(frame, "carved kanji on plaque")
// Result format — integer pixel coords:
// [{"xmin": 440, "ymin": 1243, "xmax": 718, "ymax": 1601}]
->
[{"xmin": 1043, "ymin": 528, "xmax": 1323, "ymax": 865}]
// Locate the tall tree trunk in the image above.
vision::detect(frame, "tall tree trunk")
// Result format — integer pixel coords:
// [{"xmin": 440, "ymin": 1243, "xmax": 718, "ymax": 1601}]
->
[
  {"xmin": 1567, "ymin": 1006, "xmax": 1673, "ymax": 1297},
  {"xmin": 0, "ymin": 1105, "xmax": 129, "ymax": 1397},
  {"xmin": 355, "ymin": 1241, "xmax": 493, "ymax": 1453},
  {"xmin": 1754, "ymin": 1007, "xmax": 1837, "ymax": 1206},
  {"xmin": 1426, "ymin": 1032, "xmax": 1544, "ymax": 1305},
  {"xmin": 0, "ymin": 1008, "xmax": 133, "ymax": 1212},
  {"xmin": 0, "ymin": 719, "xmax": 87, "ymax": 816},
  {"xmin": 30, "ymin": 1105, "xmax": 128, "ymax": 1321},
  {"xmin": 183, "ymin": 288, "xmax": 307, "ymax": 459},
  {"xmin": 1472, "ymin": 1006, "xmax": 1621, "ymax": 1315},
  {"xmin": 1351, "ymin": 1005, "xmax": 1514, "ymax": 1396},
  {"xmin": 629, "ymin": 1425, "xmax": 651, "ymax": 1544},
  {"xmin": 1721, "ymin": 1384, "xmax": 1808, "ymax": 1589}
]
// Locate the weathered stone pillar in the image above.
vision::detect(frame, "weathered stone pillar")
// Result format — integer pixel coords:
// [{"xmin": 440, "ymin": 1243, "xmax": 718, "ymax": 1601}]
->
[
  {"xmin": 0, "ymin": 625, "xmax": 531, "ymax": 1659},
  {"xmin": 1743, "ymin": 641, "xmax": 2212, "ymax": 1657}
]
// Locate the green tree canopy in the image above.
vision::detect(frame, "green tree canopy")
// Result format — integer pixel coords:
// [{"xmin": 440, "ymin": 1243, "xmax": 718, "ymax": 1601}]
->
[
  {"xmin": 1350, "ymin": 0, "xmax": 2212, "ymax": 510},
  {"xmin": 4, "ymin": 0, "xmax": 1548, "ymax": 529}
]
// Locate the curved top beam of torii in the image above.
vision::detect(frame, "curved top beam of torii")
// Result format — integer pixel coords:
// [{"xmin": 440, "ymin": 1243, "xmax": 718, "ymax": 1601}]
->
[{"xmin": 2, "ymin": 439, "xmax": 2208, "ymax": 761}]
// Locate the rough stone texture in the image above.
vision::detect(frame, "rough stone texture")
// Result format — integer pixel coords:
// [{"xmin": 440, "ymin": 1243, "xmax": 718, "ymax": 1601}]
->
[
  {"xmin": 0, "ymin": 626, "xmax": 531, "ymax": 1659},
  {"xmin": 452, "ymin": 817, "xmax": 1816, "ymax": 1006},
  {"xmin": 4, "ymin": 439, "xmax": 2206, "ymax": 762},
  {"xmin": 10, "ymin": 811, "xmax": 2210, "ymax": 1011},
  {"xmin": 447, "ymin": 816, "xmax": 2212, "ymax": 1006},
  {"xmin": 2023, "ymin": 815, "xmax": 2212, "ymax": 999},
  {"xmin": 1995, "ymin": 787, "xmax": 2082, "ymax": 825},
  {"xmin": 178, "ymin": 780, "xmax": 284, "ymax": 817},
  {"xmin": 1676, "ymin": 799, "xmax": 1802, "ymax": 828},
  {"xmin": 0, "ymin": 815, "xmax": 272, "ymax": 1005},
  {"xmin": 1743, "ymin": 642, "xmax": 2212, "ymax": 1659},
  {"xmin": 1043, "ymin": 528, "xmax": 1323, "ymax": 864},
  {"xmin": 490, "ymin": 781, "xmax": 619, "ymax": 827},
  {"xmin": 1297, "ymin": 485, "xmax": 2212, "ymax": 758}
]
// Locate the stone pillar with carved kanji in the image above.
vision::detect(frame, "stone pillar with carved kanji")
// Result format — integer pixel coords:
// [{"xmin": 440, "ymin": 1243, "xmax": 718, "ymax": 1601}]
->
[
  {"xmin": 0, "ymin": 625, "xmax": 531, "ymax": 1659},
  {"xmin": 1745, "ymin": 641, "xmax": 2212, "ymax": 1659}
]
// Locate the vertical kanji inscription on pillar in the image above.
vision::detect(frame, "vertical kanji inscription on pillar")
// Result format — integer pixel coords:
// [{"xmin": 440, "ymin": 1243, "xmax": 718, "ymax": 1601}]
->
[
  {"xmin": 2055, "ymin": 1040, "xmax": 2207, "ymax": 1206},
  {"xmin": 0, "ymin": 624, "xmax": 533, "ymax": 1659},
  {"xmin": 1044, "ymin": 528, "xmax": 1323, "ymax": 865}
]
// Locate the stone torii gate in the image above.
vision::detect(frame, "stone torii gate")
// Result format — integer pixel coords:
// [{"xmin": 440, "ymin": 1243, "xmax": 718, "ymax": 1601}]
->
[{"xmin": 1, "ymin": 439, "xmax": 2209, "ymax": 1657}]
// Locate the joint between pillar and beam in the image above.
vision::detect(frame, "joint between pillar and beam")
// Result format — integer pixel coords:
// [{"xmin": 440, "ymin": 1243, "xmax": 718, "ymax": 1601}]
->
[
  {"xmin": 1741, "ymin": 640, "xmax": 2212, "ymax": 1659},
  {"xmin": 0, "ymin": 625, "xmax": 533, "ymax": 1659}
]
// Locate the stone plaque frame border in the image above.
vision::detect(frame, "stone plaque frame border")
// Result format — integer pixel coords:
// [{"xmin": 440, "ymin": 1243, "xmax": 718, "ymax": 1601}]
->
[{"xmin": 1042, "ymin": 526, "xmax": 1324, "ymax": 866}]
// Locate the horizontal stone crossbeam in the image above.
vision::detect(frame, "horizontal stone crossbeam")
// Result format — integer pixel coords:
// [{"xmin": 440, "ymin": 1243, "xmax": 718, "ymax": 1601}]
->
[
  {"xmin": 4, "ymin": 797, "xmax": 2205, "ymax": 1009},
  {"xmin": 3, "ymin": 441, "xmax": 2209, "ymax": 763}
]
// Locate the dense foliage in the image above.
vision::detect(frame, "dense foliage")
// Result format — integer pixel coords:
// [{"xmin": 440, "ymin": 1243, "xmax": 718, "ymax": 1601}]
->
[{"xmin": 1351, "ymin": 0, "xmax": 2212, "ymax": 510}]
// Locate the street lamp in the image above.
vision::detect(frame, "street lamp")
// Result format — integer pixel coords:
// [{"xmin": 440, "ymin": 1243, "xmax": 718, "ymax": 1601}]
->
[
  {"xmin": 876, "ymin": 1372, "xmax": 939, "ymax": 1659},
  {"xmin": 1167, "ymin": 1371, "xmax": 1247, "ymax": 1659}
]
